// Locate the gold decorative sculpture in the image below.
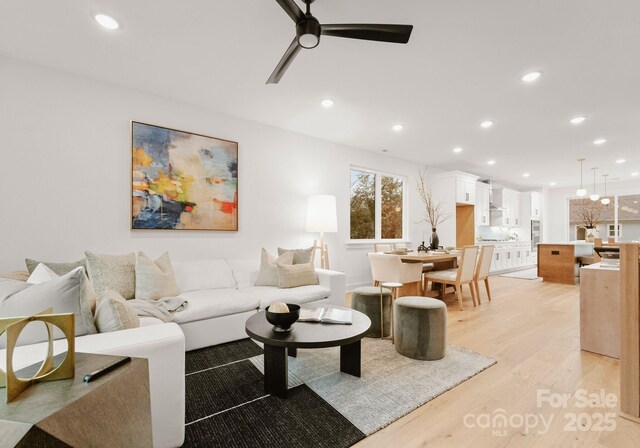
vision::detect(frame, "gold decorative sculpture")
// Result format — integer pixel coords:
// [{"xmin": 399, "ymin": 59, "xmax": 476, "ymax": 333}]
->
[{"xmin": 0, "ymin": 310, "xmax": 75, "ymax": 403}]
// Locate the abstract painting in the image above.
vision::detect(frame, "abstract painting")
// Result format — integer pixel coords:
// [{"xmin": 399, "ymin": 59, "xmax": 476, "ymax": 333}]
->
[{"xmin": 131, "ymin": 122, "xmax": 238, "ymax": 230}]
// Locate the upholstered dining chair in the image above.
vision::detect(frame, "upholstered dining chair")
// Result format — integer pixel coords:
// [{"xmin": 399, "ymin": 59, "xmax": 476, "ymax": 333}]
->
[
  {"xmin": 373, "ymin": 243, "xmax": 394, "ymax": 253},
  {"xmin": 424, "ymin": 246, "xmax": 479, "ymax": 311},
  {"xmin": 473, "ymin": 245, "xmax": 494, "ymax": 304},
  {"xmin": 393, "ymin": 242, "xmax": 408, "ymax": 250},
  {"xmin": 367, "ymin": 253, "xmax": 423, "ymax": 290}
]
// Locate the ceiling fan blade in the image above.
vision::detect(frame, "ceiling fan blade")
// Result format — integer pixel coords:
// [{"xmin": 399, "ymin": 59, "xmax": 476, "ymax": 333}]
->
[
  {"xmin": 321, "ymin": 24, "xmax": 413, "ymax": 44},
  {"xmin": 274, "ymin": 0, "xmax": 306, "ymax": 23},
  {"xmin": 266, "ymin": 37, "xmax": 302, "ymax": 84}
]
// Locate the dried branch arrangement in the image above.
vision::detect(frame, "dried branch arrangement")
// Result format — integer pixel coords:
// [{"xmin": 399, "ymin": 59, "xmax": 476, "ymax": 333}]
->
[
  {"xmin": 416, "ymin": 167, "xmax": 450, "ymax": 228},
  {"xmin": 575, "ymin": 198, "xmax": 604, "ymax": 228}
]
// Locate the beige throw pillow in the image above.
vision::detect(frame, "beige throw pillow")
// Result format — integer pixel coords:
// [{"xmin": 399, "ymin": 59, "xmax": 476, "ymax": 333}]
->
[
  {"xmin": 85, "ymin": 251, "xmax": 136, "ymax": 300},
  {"xmin": 135, "ymin": 252, "xmax": 180, "ymax": 300},
  {"xmin": 255, "ymin": 249, "xmax": 294, "ymax": 286},
  {"xmin": 277, "ymin": 246, "xmax": 316, "ymax": 265},
  {"xmin": 277, "ymin": 263, "xmax": 319, "ymax": 288},
  {"xmin": 25, "ymin": 258, "xmax": 86, "ymax": 275},
  {"xmin": 94, "ymin": 290, "xmax": 140, "ymax": 333}
]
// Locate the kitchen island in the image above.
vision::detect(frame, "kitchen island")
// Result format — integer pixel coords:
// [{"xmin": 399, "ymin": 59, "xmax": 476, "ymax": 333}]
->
[{"xmin": 537, "ymin": 241, "xmax": 594, "ymax": 284}]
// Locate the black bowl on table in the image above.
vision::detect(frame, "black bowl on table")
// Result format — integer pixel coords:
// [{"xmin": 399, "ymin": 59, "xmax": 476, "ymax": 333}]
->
[{"xmin": 265, "ymin": 304, "xmax": 301, "ymax": 332}]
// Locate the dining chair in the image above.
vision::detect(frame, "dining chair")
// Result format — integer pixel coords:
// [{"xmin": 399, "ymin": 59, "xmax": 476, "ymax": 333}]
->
[
  {"xmin": 424, "ymin": 246, "xmax": 479, "ymax": 311},
  {"xmin": 367, "ymin": 253, "xmax": 424, "ymax": 342},
  {"xmin": 473, "ymin": 245, "xmax": 494, "ymax": 304},
  {"xmin": 373, "ymin": 243, "xmax": 394, "ymax": 253},
  {"xmin": 393, "ymin": 242, "xmax": 408, "ymax": 250}
]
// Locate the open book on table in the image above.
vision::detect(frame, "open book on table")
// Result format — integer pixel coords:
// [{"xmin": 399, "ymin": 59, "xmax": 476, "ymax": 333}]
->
[{"xmin": 299, "ymin": 307, "xmax": 353, "ymax": 325}]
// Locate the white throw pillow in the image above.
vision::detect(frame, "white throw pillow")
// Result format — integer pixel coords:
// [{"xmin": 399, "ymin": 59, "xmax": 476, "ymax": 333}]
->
[
  {"xmin": 26, "ymin": 263, "xmax": 59, "ymax": 284},
  {"xmin": 0, "ymin": 267, "xmax": 97, "ymax": 348},
  {"xmin": 135, "ymin": 252, "xmax": 180, "ymax": 300},
  {"xmin": 94, "ymin": 290, "xmax": 140, "ymax": 333},
  {"xmin": 255, "ymin": 249, "xmax": 294, "ymax": 287}
]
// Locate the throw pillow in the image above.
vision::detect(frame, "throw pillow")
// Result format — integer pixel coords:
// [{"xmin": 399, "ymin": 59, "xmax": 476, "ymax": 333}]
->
[
  {"xmin": 25, "ymin": 258, "xmax": 86, "ymax": 275},
  {"xmin": 27, "ymin": 263, "xmax": 59, "ymax": 284},
  {"xmin": 276, "ymin": 263, "xmax": 319, "ymax": 288},
  {"xmin": 277, "ymin": 246, "xmax": 315, "ymax": 265},
  {"xmin": 85, "ymin": 251, "xmax": 136, "ymax": 300},
  {"xmin": 135, "ymin": 252, "xmax": 180, "ymax": 301},
  {"xmin": 0, "ymin": 267, "xmax": 98, "ymax": 348},
  {"xmin": 94, "ymin": 290, "xmax": 140, "ymax": 333},
  {"xmin": 255, "ymin": 249, "xmax": 294, "ymax": 286}
]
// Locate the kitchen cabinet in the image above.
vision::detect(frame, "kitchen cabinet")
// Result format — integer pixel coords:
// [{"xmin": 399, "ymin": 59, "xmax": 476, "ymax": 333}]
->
[
  {"xmin": 483, "ymin": 241, "xmax": 536, "ymax": 273},
  {"xmin": 475, "ymin": 182, "xmax": 490, "ymax": 226},
  {"xmin": 456, "ymin": 176, "xmax": 477, "ymax": 205},
  {"xmin": 530, "ymin": 191, "xmax": 542, "ymax": 220},
  {"xmin": 490, "ymin": 188, "xmax": 521, "ymax": 227}
]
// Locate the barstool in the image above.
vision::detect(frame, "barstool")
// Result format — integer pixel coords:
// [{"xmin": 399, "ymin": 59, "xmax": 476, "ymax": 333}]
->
[{"xmin": 380, "ymin": 282, "xmax": 403, "ymax": 342}]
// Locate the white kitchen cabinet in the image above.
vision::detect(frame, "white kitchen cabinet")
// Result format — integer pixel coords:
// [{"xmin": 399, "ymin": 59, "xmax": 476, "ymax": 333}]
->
[
  {"xmin": 475, "ymin": 182, "xmax": 490, "ymax": 226},
  {"xmin": 491, "ymin": 188, "xmax": 521, "ymax": 227},
  {"xmin": 530, "ymin": 191, "xmax": 542, "ymax": 220},
  {"xmin": 483, "ymin": 241, "xmax": 536, "ymax": 273},
  {"xmin": 456, "ymin": 176, "xmax": 477, "ymax": 205}
]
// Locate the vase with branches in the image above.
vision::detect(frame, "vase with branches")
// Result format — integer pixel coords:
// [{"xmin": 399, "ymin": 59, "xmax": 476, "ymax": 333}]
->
[
  {"xmin": 416, "ymin": 167, "xmax": 450, "ymax": 249},
  {"xmin": 575, "ymin": 199, "xmax": 604, "ymax": 241}
]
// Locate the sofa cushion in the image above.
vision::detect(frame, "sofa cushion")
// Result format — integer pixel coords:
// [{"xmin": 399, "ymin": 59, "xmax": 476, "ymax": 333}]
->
[
  {"xmin": 172, "ymin": 260, "xmax": 237, "ymax": 293},
  {"xmin": 240, "ymin": 285, "xmax": 331, "ymax": 309},
  {"xmin": 173, "ymin": 289, "xmax": 259, "ymax": 324},
  {"xmin": 227, "ymin": 260, "xmax": 260, "ymax": 289}
]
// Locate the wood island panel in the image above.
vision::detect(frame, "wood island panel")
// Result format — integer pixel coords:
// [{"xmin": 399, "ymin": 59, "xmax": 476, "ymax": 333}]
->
[
  {"xmin": 620, "ymin": 243, "xmax": 640, "ymax": 422},
  {"xmin": 537, "ymin": 244, "xmax": 576, "ymax": 284}
]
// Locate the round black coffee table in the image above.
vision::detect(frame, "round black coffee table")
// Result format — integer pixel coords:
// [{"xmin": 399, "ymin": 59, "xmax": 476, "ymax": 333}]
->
[{"xmin": 245, "ymin": 307, "xmax": 371, "ymax": 398}]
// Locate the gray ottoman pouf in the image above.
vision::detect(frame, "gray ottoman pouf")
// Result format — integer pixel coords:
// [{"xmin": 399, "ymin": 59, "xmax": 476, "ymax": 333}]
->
[
  {"xmin": 394, "ymin": 296, "xmax": 447, "ymax": 360},
  {"xmin": 351, "ymin": 286, "xmax": 392, "ymax": 338}
]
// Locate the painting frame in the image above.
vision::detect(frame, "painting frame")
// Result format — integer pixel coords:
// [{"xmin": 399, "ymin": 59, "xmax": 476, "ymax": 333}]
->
[{"xmin": 130, "ymin": 121, "xmax": 239, "ymax": 231}]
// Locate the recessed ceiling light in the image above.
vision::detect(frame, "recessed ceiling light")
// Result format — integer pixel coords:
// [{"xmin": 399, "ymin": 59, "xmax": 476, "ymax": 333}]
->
[
  {"xmin": 94, "ymin": 14, "xmax": 119, "ymax": 30},
  {"xmin": 392, "ymin": 123, "xmax": 405, "ymax": 132},
  {"xmin": 321, "ymin": 98, "xmax": 334, "ymax": 108},
  {"xmin": 480, "ymin": 120, "xmax": 494, "ymax": 129},
  {"xmin": 522, "ymin": 173, "xmax": 530, "ymax": 178},
  {"xmin": 487, "ymin": 160, "xmax": 496, "ymax": 166},
  {"xmin": 593, "ymin": 139, "xmax": 607, "ymax": 145},
  {"xmin": 453, "ymin": 147, "xmax": 463, "ymax": 153},
  {"xmin": 550, "ymin": 181, "xmax": 557, "ymax": 186},
  {"xmin": 632, "ymin": 172, "xmax": 639, "ymax": 176},
  {"xmin": 521, "ymin": 71, "xmax": 542, "ymax": 82},
  {"xmin": 616, "ymin": 158, "xmax": 626, "ymax": 164},
  {"xmin": 570, "ymin": 116, "xmax": 587, "ymax": 125}
]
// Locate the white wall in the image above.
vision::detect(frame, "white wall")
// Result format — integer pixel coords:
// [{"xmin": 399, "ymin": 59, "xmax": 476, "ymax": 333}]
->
[
  {"xmin": 545, "ymin": 180, "xmax": 640, "ymax": 242},
  {"xmin": 0, "ymin": 57, "xmax": 429, "ymax": 288}
]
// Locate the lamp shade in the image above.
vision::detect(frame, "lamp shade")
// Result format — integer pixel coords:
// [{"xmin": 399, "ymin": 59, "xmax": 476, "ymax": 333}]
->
[{"xmin": 305, "ymin": 195, "xmax": 337, "ymax": 233}]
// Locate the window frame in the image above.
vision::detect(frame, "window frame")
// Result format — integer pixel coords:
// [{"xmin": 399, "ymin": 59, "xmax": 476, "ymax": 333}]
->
[{"xmin": 348, "ymin": 166, "xmax": 408, "ymax": 243}]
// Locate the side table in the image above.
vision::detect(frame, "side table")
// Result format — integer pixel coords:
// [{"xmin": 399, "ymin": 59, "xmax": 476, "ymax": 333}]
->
[{"xmin": 0, "ymin": 352, "xmax": 152, "ymax": 448}]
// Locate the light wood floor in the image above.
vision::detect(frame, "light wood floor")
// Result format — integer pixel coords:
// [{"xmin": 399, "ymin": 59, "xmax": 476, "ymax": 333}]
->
[{"xmin": 349, "ymin": 276, "xmax": 640, "ymax": 448}]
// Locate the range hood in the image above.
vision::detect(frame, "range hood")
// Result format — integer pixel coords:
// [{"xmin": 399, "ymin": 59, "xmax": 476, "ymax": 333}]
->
[{"xmin": 480, "ymin": 179, "xmax": 506, "ymax": 211}]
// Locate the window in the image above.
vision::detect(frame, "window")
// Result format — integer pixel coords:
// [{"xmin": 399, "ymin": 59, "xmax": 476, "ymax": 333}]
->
[
  {"xmin": 608, "ymin": 224, "xmax": 621, "ymax": 237},
  {"xmin": 350, "ymin": 168, "xmax": 405, "ymax": 240}
]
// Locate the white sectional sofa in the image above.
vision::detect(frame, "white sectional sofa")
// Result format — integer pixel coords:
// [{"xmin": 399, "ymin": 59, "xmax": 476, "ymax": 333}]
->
[{"xmin": 4, "ymin": 259, "xmax": 346, "ymax": 448}]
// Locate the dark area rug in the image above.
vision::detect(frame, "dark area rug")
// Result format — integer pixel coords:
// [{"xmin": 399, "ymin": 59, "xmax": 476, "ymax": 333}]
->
[{"xmin": 183, "ymin": 340, "xmax": 365, "ymax": 448}]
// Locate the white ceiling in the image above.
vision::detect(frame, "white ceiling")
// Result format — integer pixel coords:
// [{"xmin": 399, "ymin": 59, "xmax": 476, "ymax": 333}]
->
[{"xmin": 2, "ymin": 0, "xmax": 640, "ymax": 189}]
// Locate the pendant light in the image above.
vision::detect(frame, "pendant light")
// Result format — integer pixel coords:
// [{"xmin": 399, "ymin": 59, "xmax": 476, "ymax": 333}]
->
[
  {"xmin": 590, "ymin": 167, "xmax": 600, "ymax": 201},
  {"xmin": 576, "ymin": 158, "xmax": 587, "ymax": 197},
  {"xmin": 601, "ymin": 174, "xmax": 610, "ymax": 205}
]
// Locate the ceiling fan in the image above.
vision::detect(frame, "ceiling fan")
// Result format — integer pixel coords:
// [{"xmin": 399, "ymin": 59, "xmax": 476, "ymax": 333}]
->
[{"xmin": 267, "ymin": 0, "xmax": 414, "ymax": 84}]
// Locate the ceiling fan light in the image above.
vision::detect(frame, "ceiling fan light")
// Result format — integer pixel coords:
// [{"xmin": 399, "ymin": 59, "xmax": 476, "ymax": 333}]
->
[
  {"xmin": 298, "ymin": 33, "xmax": 319, "ymax": 49},
  {"xmin": 576, "ymin": 188, "xmax": 587, "ymax": 197}
]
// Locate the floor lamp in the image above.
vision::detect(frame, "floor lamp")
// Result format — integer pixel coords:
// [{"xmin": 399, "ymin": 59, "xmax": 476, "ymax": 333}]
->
[{"xmin": 306, "ymin": 195, "xmax": 337, "ymax": 270}]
